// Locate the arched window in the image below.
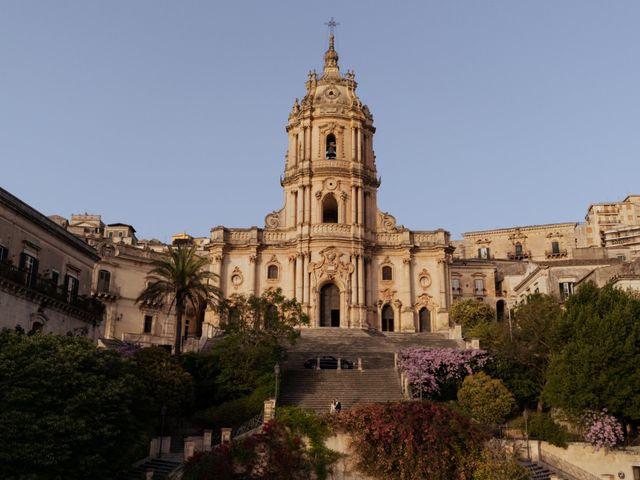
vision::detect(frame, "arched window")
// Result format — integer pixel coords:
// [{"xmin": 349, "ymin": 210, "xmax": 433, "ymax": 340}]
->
[
  {"xmin": 326, "ymin": 133, "xmax": 337, "ymax": 159},
  {"xmin": 381, "ymin": 265, "xmax": 393, "ymax": 281},
  {"xmin": 97, "ymin": 269, "xmax": 111, "ymax": 292},
  {"xmin": 381, "ymin": 304, "xmax": 394, "ymax": 332},
  {"xmin": 322, "ymin": 195, "xmax": 338, "ymax": 223},
  {"xmin": 267, "ymin": 264, "xmax": 279, "ymax": 280}
]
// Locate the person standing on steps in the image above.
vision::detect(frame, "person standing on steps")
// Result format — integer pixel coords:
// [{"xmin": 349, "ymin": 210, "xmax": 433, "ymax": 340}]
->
[
  {"xmin": 330, "ymin": 399, "xmax": 336, "ymax": 414},
  {"xmin": 335, "ymin": 400, "xmax": 342, "ymax": 413}
]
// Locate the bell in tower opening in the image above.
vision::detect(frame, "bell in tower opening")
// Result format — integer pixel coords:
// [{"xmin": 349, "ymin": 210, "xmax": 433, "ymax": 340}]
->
[{"xmin": 326, "ymin": 133, "xmax": 337, "ymax": 159}]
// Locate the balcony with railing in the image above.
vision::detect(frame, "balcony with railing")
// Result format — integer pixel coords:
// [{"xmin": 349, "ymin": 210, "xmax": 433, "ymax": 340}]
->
[
  {"xmin": 507, "ymin": 250, "xmax": 531, "ymax": 260},
  {"xmin": 0, "ymin": 261, "xmax": 104, "ymax": 323},
  {"xmin": 545, "ymin": 249, "xmax": 568, "ymax": 259}
]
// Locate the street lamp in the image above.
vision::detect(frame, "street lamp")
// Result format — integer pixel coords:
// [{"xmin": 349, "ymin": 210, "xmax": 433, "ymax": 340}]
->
[
  {"xmin": 274, "ymin": 363, "xmax": 280, "ymax": 402},
  {"xmin": 159, "ymin": 405, "xmax": 167, "ymax": 458},
  {"xmin": 523, "ymin": 409, "xmax": 530, "ymax": 461}
]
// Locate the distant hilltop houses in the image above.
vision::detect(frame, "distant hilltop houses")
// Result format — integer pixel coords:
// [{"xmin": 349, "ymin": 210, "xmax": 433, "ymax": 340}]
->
[{"xmin": 1, "ymin": 33, "xmax": 639, "ymax": 351}]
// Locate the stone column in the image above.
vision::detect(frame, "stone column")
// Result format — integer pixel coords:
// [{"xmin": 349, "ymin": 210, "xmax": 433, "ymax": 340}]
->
[
  {"xmin": 358, "ymin": 186, "xmax": 365, "ymax": 226},
  {"xmin": 296, "ymin": 188, "xmax": 303, "ymax": 225},
  {"xmin": 357, "ymin": 128, "xmax": 362, "ymax": 162},
  {"xmin": 351, "ymin": 185, "xmax": 357, "ymax": 224},
  {"xmin": 302, "ymin": 253, "xmax": 309, "ymax": 305},
  {"xmin": 295, "ymin": 255, "xmax": 303, "ymax": 301},
  {"xmin": 221, "ymin": 428, "xmax": 232, "ymax": 444},
  {"xmin": 288, "ymin": 255, "xmax": 296, "ymax": 299},
  {"xmin": 307, "ymin": 184, "xmax": 312, "ymax": 225},
  {"xmin": 306, "ymin": 125, "xmax": 312, "ymax": 160},
  {"xmin": 248, "ymin": 254, "xmax": 257, "ymax": 295},
  {"xmin": 357, "ymin": 255, "xmax": 365, "ymax": 306},
  {"xmin": 203, "ymin": 430, "xmax": 212, "ymax": 452},
  {"xmin": 263, "ymin": 399, "xmax": 276, "ymax": 423},
  {"xmin": 351, "ymin": 127, "xmax": 356, "ymax": 161},
  {"xmin": 402, "ymin": 256, "xmax": 414, "ymax": 332}
]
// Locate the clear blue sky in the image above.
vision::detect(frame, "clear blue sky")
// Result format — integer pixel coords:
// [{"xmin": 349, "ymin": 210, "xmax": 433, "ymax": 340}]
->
[{"xmin": 2, "ymin": 1, "xmax": 639, "ymax": 241}]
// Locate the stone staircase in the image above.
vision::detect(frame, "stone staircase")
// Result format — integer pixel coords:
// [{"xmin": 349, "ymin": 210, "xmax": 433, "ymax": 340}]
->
[
  {"xmin": 117, "ymin": 456, "xmax": 182, "ymax": 480},
  {"xmin": 519, "ymin": 461, "xmax": 571, "ymax": 480},
  {"xmin": 279, "ymin": 328, "xmax": 462, "ymax": 411},
  {"xmin": 279, "ymin": 369, "xmax": 404, "ymax": 411}
]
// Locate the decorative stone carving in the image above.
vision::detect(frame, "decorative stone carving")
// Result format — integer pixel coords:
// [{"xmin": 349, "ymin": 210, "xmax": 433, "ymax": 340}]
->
[
  {"xmin": 249, "ymin": 255, "xmax": 257, "ymax": 264},
  {"xmin": 264, "ymin": 208, "xmax": 284, "ymax": 230},
  {"xmin": 309, "ymin": 247, "xmax": 354, "ymax": 284},
  {"xmin": 414, "ymin": 293, "xmax": 437, "ymax": 311},
  {"xmin": 378, "ymin": 288, "xmax": 396, "ymax": 305},
  {"xmin": 315, "ymin": 190, "xmax": 323, "ymax": 200},
  {"xmin": 418, "ymin": 269, "xmax": 432, "ymax": 290},
  {"xmin": 323, "ymin": 178, "xmax": 338, "ymax": 190},
  {"xmin": 230, "ymin": 267, "xmax": 243, "ymax": 289},
  {"xmin": 378, "ymin": 211, "xmax": 403, "ymax": 232}
]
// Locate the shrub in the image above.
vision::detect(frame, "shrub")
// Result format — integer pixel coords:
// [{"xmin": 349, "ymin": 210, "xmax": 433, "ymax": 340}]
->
[
  {"xmin": 457, "ymin": 372, "xmax": 515, "ymax": 425},
  {"xmin": 182, "ymin": 420, "xmax": 312, "ymax": 480},
  {"xmin": 276, "ymin": 407, "xmax": 339, "ymax": 480},
  {"xmin": 450, "ymin": 299, "xmax": 495, "ymax": 337},
  {"xmin": 515, "ymin": 412, "xmax": 572, "ymax": 448},
  {"xmin": 471, "ymin": 440, "xmax": 528, "ymax": 480},
  {"xmin": 197, "ymin": 384, "xmax": 272, "ymax": 427},
  {"xmin": 329, "ymin": 401, "xmax": 489, "ymax": 480},
  {"xmin": 583, "ymin": 410, "xmax": 624, "ymax": 450}
]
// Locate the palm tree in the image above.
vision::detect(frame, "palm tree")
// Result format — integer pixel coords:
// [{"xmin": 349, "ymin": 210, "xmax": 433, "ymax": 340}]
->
[{"xmin": 136, "ymin": 244, "xmax": 221, "ymax": 355}]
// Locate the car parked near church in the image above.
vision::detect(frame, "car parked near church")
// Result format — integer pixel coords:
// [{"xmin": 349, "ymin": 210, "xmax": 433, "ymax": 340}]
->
[{"xmin": 304, "ymin": 356, "xmax": 354, "ymax": 369}]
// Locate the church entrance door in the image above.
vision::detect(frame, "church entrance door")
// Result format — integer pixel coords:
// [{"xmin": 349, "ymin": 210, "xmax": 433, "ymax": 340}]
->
[
  {"xmin": 419, "ymin": 307, "xmax": 431, "ymax": 332},
  {"xmin": 320, "ymin": 283, "xmax": 340, "ymax": 327},
  {"xmin": 381, "ymin": 304, "xmax": 394, "ymax": 332}
]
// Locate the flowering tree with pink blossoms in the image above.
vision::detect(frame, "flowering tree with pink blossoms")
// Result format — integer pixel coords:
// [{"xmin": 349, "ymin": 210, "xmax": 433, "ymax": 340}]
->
[
  {"xmin": 583, "ymin": 410, "xmax": 624, "ymax": 450},
  {"xmin": 399, "ymin": 347, "xmax": 489, "ymax": 399}
]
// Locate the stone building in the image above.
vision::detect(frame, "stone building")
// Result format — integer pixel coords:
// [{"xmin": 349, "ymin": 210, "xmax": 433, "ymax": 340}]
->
[
  {"xmin": 201, "ymin": 33, "xmax": 453, "ymax": 335},
  {"xmin": 577, "ymin": 195, "xmax": 640, "ymax": 250},
  {"xmin": 455, "ymin": 222, "xmax": 578, "ymax": 262},
  {"xmin": 0, "ymin": 186, "xmax": 102, "ymax": 337}
]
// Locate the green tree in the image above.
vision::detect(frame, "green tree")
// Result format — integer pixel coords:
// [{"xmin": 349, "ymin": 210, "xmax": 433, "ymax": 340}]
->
[
  {"xmin": 137, "ymin": 244, "xmax": 221, "ymax": 355},
  {"xmin": 485, "ymin": 294, "xmax": 562, "ymax": 408},
  {"xmin": 213, "ymin": 288, "xmax": 309, "ymax": 399},
  {"xmin": 457, "ymin": 372, "xmax": 515, "ymax": 425},
  {"xmin": 544, "ymin": 283, "xmax": 640, "ymax": 422},
  {"xmin": 133, "ymin": 346, "xmax": 195, "ymax": 428},
  {"xmin": 450, "ymin": 299, "xmax": 495, "ymax": 338},
  {"xmin": 0, "ymin": 330, "xmax": 148, "ymax": 480}
]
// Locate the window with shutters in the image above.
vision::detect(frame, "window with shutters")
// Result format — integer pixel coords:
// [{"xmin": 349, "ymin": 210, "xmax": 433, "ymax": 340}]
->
[
  {"xmin": 20, "ymin": 252, "xmax": 39, "ymax": 288},
  {"xmin": 474, "ymin": 278, "xmax": 485, "ymax": 296},
  {"xmin": 452, "ymin": 278, "xmax": 461, "ymax": 296},
  {"xmin": 478, "ymin": 247, "xmax": 490, "ymax": 259},
  {"xmin": 97, "ymin": 269, "xmax": 111, "ymax": 292},
  {"xmin": 65, "ymin": 274, "xmax": 79, "ymax": 303},
  {"xmin": 0, "ymin": 245, "xmax": 8, "ymax": 262},
  {"xmin": 559, "ymin": 282, "xmax": 574, "ymax": 301}
]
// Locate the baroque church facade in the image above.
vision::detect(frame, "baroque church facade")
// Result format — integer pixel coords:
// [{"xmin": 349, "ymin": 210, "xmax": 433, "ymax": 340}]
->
[{"xmin": 203, "ymin": 33, "xmax": 453, "ymax": 334}]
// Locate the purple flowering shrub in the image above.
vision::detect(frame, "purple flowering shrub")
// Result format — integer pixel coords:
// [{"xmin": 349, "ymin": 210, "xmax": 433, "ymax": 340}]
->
[
  {"xmin": 399, "ymin": 347, "xmax": 488, "ymax": 398},
  {"xmin": 583, "ymin": 410, "xmax": 624, "ymax": 450}
]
